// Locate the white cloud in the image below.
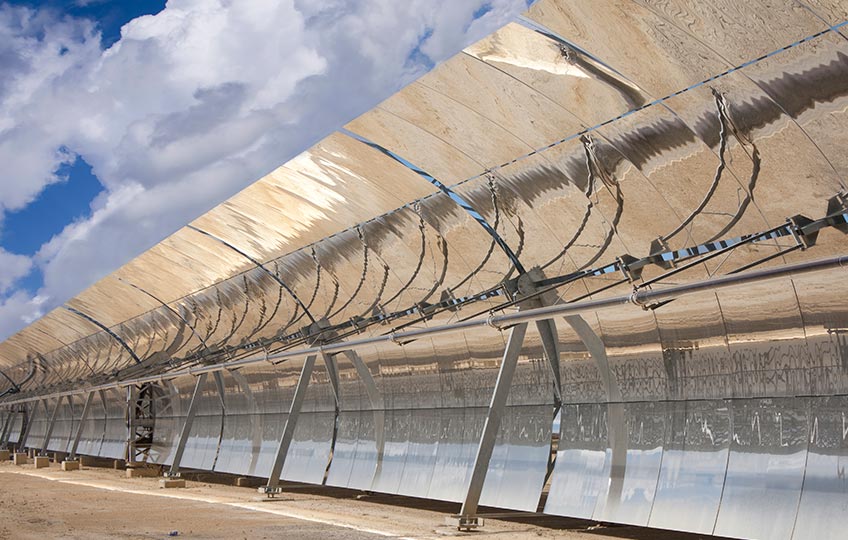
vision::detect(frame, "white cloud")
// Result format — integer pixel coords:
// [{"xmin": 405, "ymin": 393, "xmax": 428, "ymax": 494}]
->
[
  {"xmin": 0, "ymin": 0, "xmax": 529, "ymax": 342},
  {"xmin": 0, "ymin": 248, "xmax": 32, "ymax": 294}
]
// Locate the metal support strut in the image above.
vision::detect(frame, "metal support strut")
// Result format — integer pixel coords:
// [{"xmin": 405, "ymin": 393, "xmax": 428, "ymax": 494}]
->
[
  {"xmin": 68, "ymin": 392, "xmax": 94, "ymax": 461},
  {"xmin": 261, "ymin": 354, "xmax": 317, "ymax": 496},
  {"xmin": 40, "ymin": 398, "xmax": 62, "ymax": 456},
  {"xmin": 0, "ymin": 410, "xmax": 12, "ymax": 448},
  {"xmin": 166, "ymin": 373, "xmax": 207, "ymax": 477},
  {"xmin": 456, "ymin": 322, "xmax": 528, "ymax": 530},
  {"xmin": 19, "ymin": 402, "xmax": 37, "ymax": 450}
]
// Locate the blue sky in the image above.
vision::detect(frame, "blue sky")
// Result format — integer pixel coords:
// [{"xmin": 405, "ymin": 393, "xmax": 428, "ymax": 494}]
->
[
  {"xmin": 0, "ymin": 1, "xmax": 165, "ymax": 295},
  {"xmin": 0, "ymin": 0, "xmax": 531, "ymax": 342},
  {"xmin": 6, "ymin": 0, "xmax": 165, "ymax": 47}
]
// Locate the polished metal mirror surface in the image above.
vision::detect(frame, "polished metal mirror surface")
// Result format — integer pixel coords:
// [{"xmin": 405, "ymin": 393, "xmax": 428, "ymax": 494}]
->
[{"xmin": 0, "ymin": 0, "xmax": 846, "ymax": 538}]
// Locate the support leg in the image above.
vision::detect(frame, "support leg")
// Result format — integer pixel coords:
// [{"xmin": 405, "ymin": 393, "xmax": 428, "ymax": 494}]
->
[
  {"xmin": 457, "ymin": 322, "xmax": 528, "ymax": 529},
  {"xmin": 262, "ymin": 354, "xmax": 316, "ymax": 495},
  {"xmin": 126, "ymin": 385, "xmax": 136, "ymax": 462},
  {"xmin": 322, "ymin": 351, "xmax": 341, "ymax": 409},
  {"xmin": 68, "ymin": 392, "xmax": 94, "ymax": 461},
  {"xmin": 535, "ymin": 318, "xmax": 562, "ymax": 405},
  {"xmin": 0, "ymin": 410, "xmax": 12, "ymax": 449},
  {"xmin": 20, "ymin": 401, "xmax": 39, "ymax": 450},
  {"xmin": 40, "ymin": 398, "xmax": 61, "ymax": 457},
  {"xmin": 166, "ymin": 373, "xmax": 207, "ymax": 478},
  {"xmin": 321, "ymin": 351, "xmax": 341, "ymax": 482}
]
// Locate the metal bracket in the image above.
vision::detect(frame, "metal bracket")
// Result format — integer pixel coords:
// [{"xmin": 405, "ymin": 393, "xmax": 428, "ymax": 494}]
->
[
  {"xmin": 258, "ymin": 485, "xmax": 285, "ymax": 497},
  {"xmin": 616, "ymin": 254, "xmax": 642, "ymax": 282}
]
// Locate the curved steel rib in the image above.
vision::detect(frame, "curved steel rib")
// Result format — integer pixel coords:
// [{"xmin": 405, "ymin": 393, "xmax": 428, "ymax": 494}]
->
[
  {"xmin": 186, "ymin": 225, "xmax": 316, "ymax": 325},
  {"xmin": 62, "ymin": 306, "xmax": 142, "ymax": 365}
]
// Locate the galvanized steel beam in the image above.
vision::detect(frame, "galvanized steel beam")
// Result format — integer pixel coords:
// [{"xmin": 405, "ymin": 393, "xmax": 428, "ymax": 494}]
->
[
  {"xmin": 19, "ymin": 402, "xmax": 37, "ymax": 450},
  {"xmin": 457, "ymin": 322, "xmax": 528, "ymax": 529},
  {"xmin": 167, "ymin": 373, "xmax": 207, "ymax": 477},
  {"xmin": 68, "ymin": 391, "xmax": 94, "ymax": 461},
  {"xmin": 0, "ymin": 411, "xmax": 12, "ymax": 448},
  {"xmin": 263, "ymin": 354, "xmax": 317, "ymax": 493},
  {"xmin": 40, "ymin": 397, "xmax": 62, "ymax": 456}
]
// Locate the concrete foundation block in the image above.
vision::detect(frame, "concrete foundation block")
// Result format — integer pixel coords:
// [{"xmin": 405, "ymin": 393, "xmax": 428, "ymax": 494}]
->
[
  {"xmin": 34, "ymin": 456, "xmax": 50, "ymax": 469},
  {"xmin": 13, "ymin": 453, "xmax": 28, "ymax": 465},
  {"xmin": 235, "ymin": 477, "xmax": 254, "ymax": 487},
  {"xmin": 0, "ymin": 449, "xmax": 9, "ymax": 461},
  {"xmin": 126, "ymin": 467, "xmax": 158, "ymax": 478},
  {"xmin": 160, "ymin": 478, "xmax": 186, "ymax": 489},
  {"xmin": 79, "ymin": 456, "xmax": 95, "ymax": 467},
  {"xmin": 113, "ymin": 459, "xmax": 126, "ymax": 470},
  {"xmin": 61, "ymin": 460, "xmax": 80, "ymax": 471}
]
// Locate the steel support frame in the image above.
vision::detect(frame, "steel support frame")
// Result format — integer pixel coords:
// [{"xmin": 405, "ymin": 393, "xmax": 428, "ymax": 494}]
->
[
  {"xmin": 127, "ymin": 383, "xmax": 155, "ymax": 462},
  {"xmin": 40, "ymin": 397, "xmax": 62, "ymax": 457},
  {"xmin": 262, "ymin": 354, "xmax": 317, "ymax": 494},
  {"xmin": 167, "ymin": 372, "xmax": 207, "ymax": 477},
  {"xmin": 4, "ymin": 255, "xmax": 844, "ymax": 409},
  {"xmin": 457, "ymin": 321, "xmax": 529, "ymax": 529},
  {"xmin": 68, "ymin": 391, "xmax": 94, "ymax": 461}
]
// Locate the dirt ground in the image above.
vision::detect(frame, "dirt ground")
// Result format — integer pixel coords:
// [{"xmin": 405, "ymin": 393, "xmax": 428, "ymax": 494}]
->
[{"xmin": 0, "ymin": 459, "xmax": 721, "ymax": 540}]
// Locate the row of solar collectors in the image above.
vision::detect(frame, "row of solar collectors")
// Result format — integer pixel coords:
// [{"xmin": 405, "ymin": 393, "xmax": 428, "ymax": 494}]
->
[
  {"xmin": 142, "ymin": 369, "xmax": 841, "ymax": 540},
  {"xmin": 2, "ymin": 389, "xmax": 127, "ymax": 460},
  {"xmin": 154, "ymin": 394, "xmax": 843, "ymax": 540},
  {"xmin": 2, "ymin": 372, "xmax": 846, "ymax": 539},
  {"xmin": 146, "ymin": 362, "xmax": 553, "ymax": 507}
]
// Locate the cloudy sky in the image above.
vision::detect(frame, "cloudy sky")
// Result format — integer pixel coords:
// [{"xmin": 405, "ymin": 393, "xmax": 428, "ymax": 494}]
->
[{"xmin": 0, "ymin": 0, "xmax": 532, "ymax": 342}]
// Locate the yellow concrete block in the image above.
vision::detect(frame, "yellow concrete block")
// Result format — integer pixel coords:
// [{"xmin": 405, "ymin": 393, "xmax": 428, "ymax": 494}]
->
[
  {"xmin": 34, "ymin": 456, "xmax": 50, "ymax": 469},
  {"xmin": 61, "ymin": 460, "xmax": 80, "ymax": 471},
  {"xmin": 13, "ymin": 453, "xmax": 27, "ymax": 465},
  {"xmin": 125, "ymin": 467, "xmax": 158, "ymax": 478},
  {"xmin": 159, "ymin": 478, "xmax": 186, "ymax": 489}
]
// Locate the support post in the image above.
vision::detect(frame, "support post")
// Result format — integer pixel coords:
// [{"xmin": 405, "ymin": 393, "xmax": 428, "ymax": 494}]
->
[
  {"xmin": 166, "ymin": 373, "xmax": 207, "ymax": 477},
  {"xmin": 126, "ymin": 385, "xmax": 136, "ymax": 461},
  {"xmin": 68, "ymin": 391, "xmax": 94, "ymax": 461},
  {"xmin": 321, "ymin": 351, "xmax": 341, "ymax": 409},
  {"xmin": 535, "ymin": 318, "xmax": 562, "ymax": 405},
  {"xmin": 519, "ymin": 269, "xmax": 562, "ymax": 405},
  {"xmin": 19, "ymin": 402, "xmax": 38, "ymax": 450},
  {"xmin": 321, "ymin": 350, "xmax": 342, "ymax": 482},
  {"xmin": 456, "ymin": 322, "xmax": 528, "ymax": 529},
  {"xmin": 262, "ymin": 354, "xmax": 317, "ymax": 495},
  {"xmin": 0, "ymin": 410, "xmax": 12, "ymax": 448},
  {"xmin": 40, "ymin": 398, "xmax": 62, "ymax": 456}
]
